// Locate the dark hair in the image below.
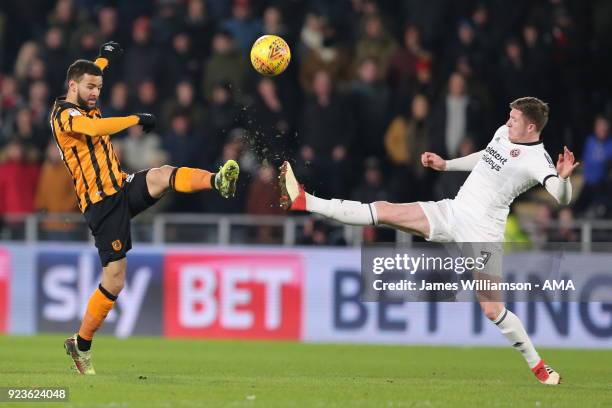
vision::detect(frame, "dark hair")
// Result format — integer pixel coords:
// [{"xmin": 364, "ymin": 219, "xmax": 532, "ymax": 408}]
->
[
  {"xmin": 66, "ymin": 59, "xmax": 102, "ymax": 83},
  {"xmin": 509, "ymin": 97, "xmax": 549, "ymax": 132}
]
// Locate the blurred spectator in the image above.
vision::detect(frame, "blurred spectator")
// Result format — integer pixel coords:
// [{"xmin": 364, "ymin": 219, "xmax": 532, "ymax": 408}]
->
[
  {"xmin": 40, "ymin": 26, "xmax": 72, "ymax": 97},
  {"xmin": 28, "ymin": 81, "xmax": 50, "ymax": 130},
  {"xmin": 433, "ymin": 137, "xmax": 475, "ymax": 201},
  {"xmin": 350, "ymin": 57, "xmax": 390, "ymax": 159},
  {"xmin": 385, "ymin": 94, "xmax": 430, "ymax": 201},
  {"xmin": 574, "ymin": 115, "xmax": 612, "ymax": 215},
  {"xmin": 203, "ymin": 137, "xmax": 248, "ymax": 214},
  {"xmin": 298, "ymin": 70, "xmax": 352, "ymax": 196},
  {"xmin": 132, "ymin": 80, "xmax": 161, "ymax": 120},
  {"xmin": 406, "ymin": 59, "xmax": 437, "ymax": 106},
  {"xmin": 13, "ymin": 42, "xmax": 39, "ymax": 83},
  {"xmin": 0, "ymin": 76, "xmax": 23, "ymax": 129},
  {"xmin": 70, "ymin": 25, "xmax": 101, "ymax": 61},
  {"xmin": 298, "ymin": 218, "xmax": 346, "ymax": 246},
  {"xmin": 163, "ymin": 112, "xmax": 206, "ymax": 213},
  {"xmin": 0, "ymin": 141, "xmax": 40, "ymax": 222},
  {"xmin": 245, "ymin": 163, "xmax": 283, "ymax": 243},
  {"xmin": 522, "ymin": 23, "xmax": 551, "ymax": 99},
  {"xmin": 352, "ymin": 157, "xmax": 395, "ymax": 244},
  {"xmin": 262, "ymin": 6, "xmax": 288, "ymax": 38},
  {"xmin": 504, "ymin": 210, "xmax": 531, "ymax": 245},
  {"xmin": 498, "ymin": 39, "xmax": 530, "ymax": 104},
  {"xmin": 530, "ymin": 201, "xmax": 553, "ymax": 248},
  {"xmin": 246, "ymin": 78, "xmax": 293, "ymax": 166},
  {"xmin": 354, "ymin": 13, "xmax": 397, "ymax": 77},
  {"xmin": 298, "ymin": 13, "xmax": 352, "ymax": 91},
  {"xmin": 102, "ymin": 82, "xmax": 130, "ymax": 134},
  {"xmin": 184, "ymin": 0, "xmax": 216, "ymax": 60},
  {"xmin": 351, "ymin": 157, "xmax": 390, "ymax": 203},
  {"xmin": 201, "ymin": 81, "xmax": 241, "ymax": 165},
  {"xmin": 34, "ymin": 143, "xmax": 79, "ymax": 240},
  {"xmin": 444, "ymin": 20, "xmax": 486, "ymax": 79},
  {"xmin": 47, "ymin": 0, "xmax": 83, "ymax": 42},
  {"xmin": 97, "ymin": 6, "xmax": 120, "ymax": 43},
  {"xmin": 10, "ymin": 107, "xmax": 47, "ymax": 160},
  {"xmin": 387, "ymin": 24, "xmax": 430, "ymax": 89},
  {"xmin": 163, "ymin": 32, "xmax": 202, "ymax": 98},
  {"xmin": 163, "ymin": 112, "xmax": 201, "ymax": 168},
  {"xmin": 162, "ymin": 81, "xmax": 205, "ymax": 134},
  {"xmin": 123, "ymin": 16, "xmax": 160, "ymax": 91},
  {"xmin": 551, "ymin": 207, "xmax": 579, "ymax": 242},
  {"xmin": 430, "ymin": 72, "xmax": 484, "ymax": 158},
  {"xmin": 202, "ymin": 30, "xmax": 245, "ymax": 101},
  {"xmin": 115, "ymin": 126, "xmax": 166, "ymax": 174},
  {"xmin": 23, "ymin": 58, "xmax": 47, "ymax": 91},
  {"xmin": 454, "ymin": 55, "xmax": 493, "ymax": 118},
  {"xmin": 398, "ymin": 0, "xmax": 447, "ymax": 47},
  {"xmin": 470, "ymin": 3, "xmax": 496, "ymax": 56},
  {"xmin": 151, "ymin": 0, "xmax": 183, "ymax": 46},
  {"xmin": 221, "ymin": 0, "xmax": 263, "ymax": 52}
]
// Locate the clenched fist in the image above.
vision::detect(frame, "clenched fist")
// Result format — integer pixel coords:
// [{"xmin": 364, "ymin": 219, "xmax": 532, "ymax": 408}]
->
[{"xmin": 421, "ymin": 152, "xmax": 446, "ymax": 171}]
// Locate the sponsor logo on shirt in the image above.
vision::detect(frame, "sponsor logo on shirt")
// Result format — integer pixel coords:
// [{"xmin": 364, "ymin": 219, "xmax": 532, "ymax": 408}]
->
[{"xmin": 482, "ymin": 146, "xmax": 508, "ymax": 171}]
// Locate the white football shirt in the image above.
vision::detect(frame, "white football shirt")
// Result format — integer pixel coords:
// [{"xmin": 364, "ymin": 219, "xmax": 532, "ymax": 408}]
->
[{"xmin": 452, "ymin": 125, "xmax": 558, "ymax": 232}]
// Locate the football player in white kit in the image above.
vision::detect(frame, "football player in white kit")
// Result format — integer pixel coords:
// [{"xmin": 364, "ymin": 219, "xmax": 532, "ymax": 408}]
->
[{"xmin": 280, "ymin": 97, "xmax": 578, "ymax": 385}]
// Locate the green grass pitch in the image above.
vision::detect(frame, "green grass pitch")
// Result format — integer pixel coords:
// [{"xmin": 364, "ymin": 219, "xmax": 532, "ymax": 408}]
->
[{"xmin": 0, "ymin": 335, "xmax": 610, "ymax": 407}]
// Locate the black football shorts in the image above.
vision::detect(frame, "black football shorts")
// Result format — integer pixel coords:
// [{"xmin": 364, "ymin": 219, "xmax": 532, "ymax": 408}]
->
[{"xmin": 84, "ymin": 170, "xmax": 159, "ymax": 267}]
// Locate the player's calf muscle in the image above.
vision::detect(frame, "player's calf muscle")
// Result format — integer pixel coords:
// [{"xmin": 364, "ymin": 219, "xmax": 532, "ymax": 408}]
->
[{"xmin": 101, "ymin": 262, "xmax": 126, "ymax": 295}]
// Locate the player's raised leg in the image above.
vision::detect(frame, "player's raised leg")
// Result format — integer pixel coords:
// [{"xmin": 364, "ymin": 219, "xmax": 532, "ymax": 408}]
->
[
  {"xmin": 279, "ymin": 161, "xmax": 430, "ymax": 236},
  {"xmin": 146, "ymin": 160, "xmax": 240, "ymax": 199},
  {"xmin": 65, "ymin": 257, "xmax": 126, "ymax": 375},
  {"xmin": 477, "ymin": 289, "xmax": 561, "ymax": 385}
]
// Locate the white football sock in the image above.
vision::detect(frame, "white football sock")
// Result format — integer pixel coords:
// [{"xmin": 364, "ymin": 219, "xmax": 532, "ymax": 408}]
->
[
  {"xmin": 493, "ymin": 308, "xmax": 541, "ymax": 368},
  {"xmin": 305, "ymin": 193, "xmax": 378, "ymax": 226}
]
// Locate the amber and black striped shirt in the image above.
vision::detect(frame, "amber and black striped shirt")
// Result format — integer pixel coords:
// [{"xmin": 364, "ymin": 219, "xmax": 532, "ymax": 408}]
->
[{"xmin": 49, "ymin": 97, "xmax": 139, "ymax": 212}]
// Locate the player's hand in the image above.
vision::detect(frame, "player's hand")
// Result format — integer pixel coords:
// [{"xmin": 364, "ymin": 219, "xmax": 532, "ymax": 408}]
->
[
  {"xmin": 98, "ymin": 41, "xmax": 123, "ymax": 63},
  {"xmin": 556, "ymin": 145, "xmax": 579, "ymax": 179},
  {"xmin": 135, "ymin": 113, "xmax": 156, "ymax": 133},
  {"xmin": 421, "ymin": 152, "xmax": 446, "ymax": 171}
]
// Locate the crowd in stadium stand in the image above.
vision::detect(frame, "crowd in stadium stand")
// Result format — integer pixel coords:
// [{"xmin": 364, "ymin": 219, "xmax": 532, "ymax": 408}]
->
[{"xmin": 1, "ymin": 0, "xmax": 612, "ymax": 243}]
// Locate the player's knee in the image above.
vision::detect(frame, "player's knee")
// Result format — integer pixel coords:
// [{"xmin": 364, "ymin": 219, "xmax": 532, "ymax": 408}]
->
[
  {"xmin": 147, "ymin": 165, "xmax": 175, "ymax": 190},
  {"xmin": 150, "ymin": 165, "xmax": 174, "ymax": 183}
]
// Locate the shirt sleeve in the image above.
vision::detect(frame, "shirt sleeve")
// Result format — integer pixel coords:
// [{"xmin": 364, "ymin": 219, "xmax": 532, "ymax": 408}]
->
[
  {"xmin": 528, "ymin": 150, "xmax": 558, "ymax": 186},
  {"xmin": 60, "ymin": 109, "xmax": 139, "ymax": 137},
  {"xmin": 544, "ymin": 176, "xmax": 572, "ymax": 205},
  {"xmin": 445, "ymin": 150, "xmax": 484, "ymax": 171}
]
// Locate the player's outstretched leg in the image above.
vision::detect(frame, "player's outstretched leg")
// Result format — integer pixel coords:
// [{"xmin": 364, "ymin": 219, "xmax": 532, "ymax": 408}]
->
[
  {"xmin": 480, "ymin": 299, "xmax": 561, "ymax": 385},
  {"xmin": 148, "ymin": 160, "xmax": 240, "ymax": 199},
  {"xmin": 279, "ymin": 161, "xmax": 430, "ymax": 236},
  {"xmin": 280, "ymin": 161, "xmax": 378, "ymax": 225}
]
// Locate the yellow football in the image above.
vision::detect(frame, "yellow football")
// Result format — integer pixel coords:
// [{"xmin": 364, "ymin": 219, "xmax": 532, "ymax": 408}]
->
[{"xmin": 250, "ymin": 35, "xmax": 291, "ymax": 76}]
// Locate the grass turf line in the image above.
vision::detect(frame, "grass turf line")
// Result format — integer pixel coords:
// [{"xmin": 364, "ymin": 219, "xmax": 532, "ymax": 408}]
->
[{"xmin": 0, "ymin": 335, "xmax": 610, "ymax": 407}]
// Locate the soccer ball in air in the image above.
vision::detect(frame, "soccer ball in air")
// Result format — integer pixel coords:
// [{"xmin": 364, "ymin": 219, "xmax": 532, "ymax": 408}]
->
[{"xmin": 250, "ymin": 35, "xmax": 291, "ymax": 76}]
